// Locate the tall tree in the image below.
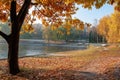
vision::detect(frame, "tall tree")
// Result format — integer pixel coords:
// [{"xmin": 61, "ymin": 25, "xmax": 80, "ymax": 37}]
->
[
  {"xmin": 0, "ymin": 0, "xmax": 119, "ymax": 75},
  {"xmin": 97, "ymin": 16, "xmax": 110, "ymax": 42},
  {"xmin": 97, "ymin": 11, "xmax": 120, "ymax": 43},
  {"xmin": 107, "ymin": 11, "xmax": 120, "ymax": 42}
]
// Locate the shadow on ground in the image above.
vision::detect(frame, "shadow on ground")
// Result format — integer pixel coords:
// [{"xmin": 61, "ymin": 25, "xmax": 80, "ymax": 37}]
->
[
  {"xmin": 17, "ymin": 67, "xmax": 120, "ymax": 80},
  {"xmin": 0, "ymin": 65, "xmax": 120, "ymax": 80},
  {"xmin": 17, "ymin": 68, "xmax": 99, "ymax": 80}
]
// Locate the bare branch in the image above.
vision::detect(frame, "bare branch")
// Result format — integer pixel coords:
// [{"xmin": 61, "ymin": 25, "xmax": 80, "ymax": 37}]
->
[
  {"xmin": 0, "ymin": 31, "xmax": 9, "ymax": 43},
  {"xmin": 31, "ymin": 2, "xmax": 38, "ymax": 5}
]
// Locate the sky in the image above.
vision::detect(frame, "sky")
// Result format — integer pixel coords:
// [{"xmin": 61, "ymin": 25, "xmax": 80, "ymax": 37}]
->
[
  {"xmin": 34, "ymin": 4, "xmax": 114, "ymax": 25},
  {"xmin": 73, "ymin": 4, "xmax": 114, "ymax": 25}
]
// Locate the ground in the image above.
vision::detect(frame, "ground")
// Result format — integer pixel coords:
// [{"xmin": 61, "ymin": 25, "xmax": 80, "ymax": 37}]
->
[{"xmin": 0, "ymin": 44, "xmax": 120, "ymax": 80}]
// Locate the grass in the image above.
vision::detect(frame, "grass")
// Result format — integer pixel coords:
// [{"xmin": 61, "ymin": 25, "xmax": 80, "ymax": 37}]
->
[{"xmin": 0, "ymin": 44, "xmax": 120, "ymax": 80}]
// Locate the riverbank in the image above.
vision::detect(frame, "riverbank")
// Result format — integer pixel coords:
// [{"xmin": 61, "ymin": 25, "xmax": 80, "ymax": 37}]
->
[{"xmin": 0, "ymin": 44, "xmax": 120, "ymax": 80}]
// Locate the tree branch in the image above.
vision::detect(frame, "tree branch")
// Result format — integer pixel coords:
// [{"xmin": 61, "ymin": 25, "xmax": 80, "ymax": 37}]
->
[
  {"xmin": 17, "ymin": 0, "xmax": 31, "ymax": 30},
  {"xmin": 36, "ymin": 7, "xmax": 50, "ymax": 17},
  {"xmin": 10, "ymin": 0, "xmax": 16, "ymax": 23},
  {"xmin": 0, "ymin": 31, "xmax": 9, "ymax": 43},
  {"xmin": 31, "ymin": 1, "xmax": 42, "ymax": 5},
  {"xmin": 10, "ymin": 0, "xmax": 19, "ymax": 36},
  {"xmin": 31, "ymin": 2, "xmax": 38, "ymax": 5}
]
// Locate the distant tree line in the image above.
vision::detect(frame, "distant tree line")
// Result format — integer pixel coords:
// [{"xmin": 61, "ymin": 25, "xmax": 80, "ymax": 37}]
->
[
  {"xmin": 0, "ymin": 23, "xmax": 106, "ymax": 43},
  {"xmin": 42, "ymin": 26, "xmax": 83, "ymax": 42},
  {"xmin": 89, "ymin": 27, "xmax": 106, "ymax": 43}
]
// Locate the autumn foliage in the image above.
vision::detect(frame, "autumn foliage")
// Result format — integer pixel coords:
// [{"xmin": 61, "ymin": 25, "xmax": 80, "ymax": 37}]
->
[
  {"xmin": 0, "ymin": 0, "xmax": 120, "ymax": 32},
  {"xmin": 97, "ymin": 11, "xmax": 120, "ymax": 43}
]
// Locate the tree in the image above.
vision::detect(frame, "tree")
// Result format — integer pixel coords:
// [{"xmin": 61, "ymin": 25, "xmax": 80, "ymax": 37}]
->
[
  {"xmin": 97, "ymin": 16, "xmax": 110, "ymax": 42},
  {"xmin": 0, "ymin": 0, "xmax": 120, "ymax": 75},
  {"xmin": 97, "ymin": 11, "xmax": 120, "ymax": 43},
  {"xmin": 107, "ymin": 11, "xmax": 120, "ymax": 42}
]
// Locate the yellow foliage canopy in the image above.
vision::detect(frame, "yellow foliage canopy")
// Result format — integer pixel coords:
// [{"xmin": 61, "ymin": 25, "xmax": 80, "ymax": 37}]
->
[{"xmin": 97, "ymin": 11, "xmax": 120, "ymax": 43}]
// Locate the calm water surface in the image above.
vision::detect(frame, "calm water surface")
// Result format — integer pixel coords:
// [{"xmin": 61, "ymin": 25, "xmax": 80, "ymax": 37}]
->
[{"xmin": 0, "ymin": 40, "xmax": 87, "ymax": 59}]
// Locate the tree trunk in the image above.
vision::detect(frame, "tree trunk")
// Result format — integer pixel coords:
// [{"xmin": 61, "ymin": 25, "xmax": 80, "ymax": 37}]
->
[
  {"xmin": 0, "ymin": 0, "xmax": 31, "ymax": 75},
  {"xmin": 8, "ymin": 32, "xmax": 20, "ymax": 75}
]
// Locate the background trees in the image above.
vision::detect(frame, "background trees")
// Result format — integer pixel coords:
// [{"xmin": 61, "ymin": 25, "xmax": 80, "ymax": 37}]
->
[
  {"xmin": 97, "ymin": 11, "xmax": 120, "ymax": 43},
  {"xmin": 43, "ymin": 26, "xmax": 83, "ymax": 42},
  {"xmin": 107, "ymin": 11, "xmax": 120, "ymax": 42}
]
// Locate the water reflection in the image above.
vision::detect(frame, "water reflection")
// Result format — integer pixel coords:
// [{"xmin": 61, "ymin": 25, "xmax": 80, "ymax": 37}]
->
[{"xmin": 0, "ymin": 41, "xmax": 87, "ymax": 59}]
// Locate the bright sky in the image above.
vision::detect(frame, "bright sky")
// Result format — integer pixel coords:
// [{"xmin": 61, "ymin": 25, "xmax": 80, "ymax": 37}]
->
[{"xmin": 73, "ymin": 4, "xmax": 114, "ymax": 25}]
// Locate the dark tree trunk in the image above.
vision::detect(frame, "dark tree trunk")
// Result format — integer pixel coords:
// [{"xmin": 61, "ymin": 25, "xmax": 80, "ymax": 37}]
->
[
  {"xmin": 7, "ymin": 0, "xmax": 20, "ymax": 75},
  {"xmin": 0, "ymin": 0, "xmax": 32, "ymax": 75},
  {"xmin": 6, "ymin": 0, "xmax": 31, "ymax": 75},
  {"xmin": 8, "ymin": 33, "xmax": 20, "ymax": 75}
]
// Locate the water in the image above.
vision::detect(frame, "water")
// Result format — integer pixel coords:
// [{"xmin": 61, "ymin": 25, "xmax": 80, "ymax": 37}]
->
[{"xmin": 0, "ymin": 40, "xmax": 87, "ymax": 59}]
